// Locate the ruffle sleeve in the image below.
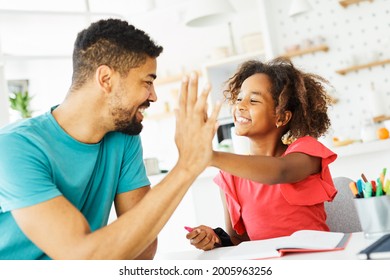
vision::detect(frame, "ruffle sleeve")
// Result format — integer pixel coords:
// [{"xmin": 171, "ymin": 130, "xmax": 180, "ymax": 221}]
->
[
  {"xmin": 279, "ymin": 136, "xmax": 338, "ymax": 205},
  {"xmin": 214, "ymin": 171, "xmax": 246, "ymax": 235}
]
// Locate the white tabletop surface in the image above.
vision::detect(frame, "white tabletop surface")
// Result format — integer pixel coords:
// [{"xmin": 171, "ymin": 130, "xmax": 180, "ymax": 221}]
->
[{"xmin": 155, "ymin": 232, "xmax": 380, "ymax": 260}]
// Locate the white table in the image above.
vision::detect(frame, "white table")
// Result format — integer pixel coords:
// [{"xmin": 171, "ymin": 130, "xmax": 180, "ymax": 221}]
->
[{"xmin": 155, "ymin": 232, "xmax": 379, "ymax": 260}]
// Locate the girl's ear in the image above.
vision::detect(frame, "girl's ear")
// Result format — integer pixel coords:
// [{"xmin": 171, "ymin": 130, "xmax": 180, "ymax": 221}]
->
[{"xmin": 277, "ymin": 110, "xmax": 292, "ymax": 127}]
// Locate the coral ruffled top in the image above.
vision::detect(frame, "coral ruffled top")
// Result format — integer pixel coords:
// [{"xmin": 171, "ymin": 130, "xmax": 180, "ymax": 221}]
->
[{"xmin": 214, "ymin": 136, "xmax": 338, "ymax": 240}]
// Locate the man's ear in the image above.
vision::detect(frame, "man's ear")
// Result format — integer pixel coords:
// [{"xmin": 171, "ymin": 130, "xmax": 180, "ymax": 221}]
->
[{"xmin": 95, "ymin": 65, "xmax": 113, "ymax": 93}]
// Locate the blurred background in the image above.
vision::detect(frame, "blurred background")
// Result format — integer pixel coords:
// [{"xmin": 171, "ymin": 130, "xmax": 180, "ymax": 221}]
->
[{"xmin": 1, "ymin": 0, "xmax": 389, "ymax": 255}]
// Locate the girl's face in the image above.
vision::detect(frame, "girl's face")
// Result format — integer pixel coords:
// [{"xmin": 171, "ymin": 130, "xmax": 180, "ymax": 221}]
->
[{"xmin": 232, "ymin": 73, "xmax": 277, "ymax": 138}]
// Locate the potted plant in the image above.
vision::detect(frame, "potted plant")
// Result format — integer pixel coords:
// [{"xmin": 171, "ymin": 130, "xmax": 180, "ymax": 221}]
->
[{"xmin": 9, "ymin": 91, "xmax": 33, "ymax": 119}]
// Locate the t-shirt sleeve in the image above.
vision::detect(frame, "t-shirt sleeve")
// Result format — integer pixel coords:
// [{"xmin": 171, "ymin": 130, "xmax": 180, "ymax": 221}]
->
[
  {"xmin": 117, "ymin": 135, "xmax": 150, "ymax": 194},
  {"xmin": 279, "ymin": 136, "xmax": 338, "ymax": 205},
  {"xmin": 214, "ymin": 171, "xmax": 246, "ymax": 235},
  {"xmin": 0, "ymin": 133, "xmax": 62, "ymax": 212}
]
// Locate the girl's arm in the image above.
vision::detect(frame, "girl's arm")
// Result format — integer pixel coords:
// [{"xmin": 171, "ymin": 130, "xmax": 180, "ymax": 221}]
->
[
  {"xmin": 211, "ymin": 151, "xmax": 321, "ymax": 185},
  {"xmin": 220, "ymin": 189, "xmax": 249, "ymax": 245}
]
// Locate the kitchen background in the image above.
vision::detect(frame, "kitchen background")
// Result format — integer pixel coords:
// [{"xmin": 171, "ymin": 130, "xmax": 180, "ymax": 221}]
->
[{"xmin": 0, "ymin": 0, "xmax": 389, "ymax": 255}]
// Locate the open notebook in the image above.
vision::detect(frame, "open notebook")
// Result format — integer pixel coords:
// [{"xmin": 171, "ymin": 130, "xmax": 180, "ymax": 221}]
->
[{"xmin": 220, "ymin": 230, "xmax": 351, "ymax": 260}]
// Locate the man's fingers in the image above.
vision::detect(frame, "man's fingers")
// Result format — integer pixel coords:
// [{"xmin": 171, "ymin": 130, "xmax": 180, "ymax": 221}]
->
[
  {"xmin": 186, "ymin": 72, "xmax": 199, "ymax": 113},
  {"xmin": 178, "ymin": 75, "xmax": 189, "ymax": 117},
  {"xmin": 193, "ymin": 83, "xmax": 211, "ymax": 118},
  {"xmin": 207, "ymin": 101, "xmax": 222, "ymax": 126}
]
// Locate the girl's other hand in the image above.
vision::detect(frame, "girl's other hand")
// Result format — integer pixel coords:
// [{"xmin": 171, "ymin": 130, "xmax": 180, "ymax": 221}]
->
[{"xmin": 185, "ymin": 225, "xmax": 220, "ymax": 251}]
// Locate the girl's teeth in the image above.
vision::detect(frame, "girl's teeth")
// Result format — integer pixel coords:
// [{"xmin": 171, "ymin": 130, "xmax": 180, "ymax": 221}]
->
[{"xmin": 237, "ymin": 117, "xmax": 250, "ymax": 123}]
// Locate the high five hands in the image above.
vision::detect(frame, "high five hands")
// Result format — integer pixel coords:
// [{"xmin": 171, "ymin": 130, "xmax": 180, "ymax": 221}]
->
[{"xmin": 174, "ymin": 72, "xmax": 221, "ymax": 175}]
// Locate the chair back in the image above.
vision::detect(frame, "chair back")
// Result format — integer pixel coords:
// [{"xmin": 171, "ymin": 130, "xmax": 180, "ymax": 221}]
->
[{"xmin": 324, "ymin": 177, "xmax": 362, "ymax": 233}]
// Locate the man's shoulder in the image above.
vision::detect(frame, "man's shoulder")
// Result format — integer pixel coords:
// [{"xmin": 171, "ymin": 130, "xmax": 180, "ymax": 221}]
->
[{"xmin": 0, "ymin": 113, "xmax": 52, "ymax": 147}]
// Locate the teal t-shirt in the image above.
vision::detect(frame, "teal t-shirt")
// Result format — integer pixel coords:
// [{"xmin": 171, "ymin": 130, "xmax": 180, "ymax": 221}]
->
[{"xmin": 0, "ymin": 110, "xmax": 150, "ymax": 259}]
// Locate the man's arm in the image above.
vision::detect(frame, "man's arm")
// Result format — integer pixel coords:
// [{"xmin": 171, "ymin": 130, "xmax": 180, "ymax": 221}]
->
[
  {"xmin": 11, "ymin": 73, "xmax": 221, "ymax": 259},
  {"xmin": 114, "ymin": 186, "xmax": 157, "ymax": 260}
]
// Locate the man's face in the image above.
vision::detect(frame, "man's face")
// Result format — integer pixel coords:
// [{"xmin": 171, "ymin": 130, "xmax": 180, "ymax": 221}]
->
[{"xmin": 109, "ymin": 57, "xmax": 157, "ymax": 135}]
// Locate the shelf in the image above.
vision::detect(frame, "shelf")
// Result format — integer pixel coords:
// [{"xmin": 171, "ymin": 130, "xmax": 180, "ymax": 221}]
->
[
  {"xmin": 335, "ymin": 59, "xmax": 390, "ymax": 75},
  {"xmin": 332, "ymin": 138, "xmax": 390, "ymax": 157},
  {"xmin": 155, "ymin": 51, "xmax": 264, "ymax": 86},
  {"xmin": 373, "ymin": 115, "xmax": 390, "ymax": 123},
  {"xmin": 281, "ymin": 44, "xmax": 329, "ymax": 58},
  {"xmin": 155, "ymin": 70, "xmax": 202, "ymax": 86},
  {"xmin": 339, "ymin": 0, "xmax": 374, "ymax": 8}
]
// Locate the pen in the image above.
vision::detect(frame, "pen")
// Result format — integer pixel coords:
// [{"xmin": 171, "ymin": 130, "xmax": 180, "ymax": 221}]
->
[
  {"xmin": 385, "ymin": 179, "xmax": 390, "ymax": 195},
  {"xmin": 376, "ymin": 178, "xmax": 383, "ymax": 197},
  {"xmin": 371, "ymin": 180, "xmax": 377, "ymax": 193},
  {"xmin": 356, "ymin": 179, "xmax": 364, "ymax": 197},
  {"xmin": 363, "ymin": 181, "xmax": 372, "ymax": 198},
  {"xmin": 380, "ymin": 168, "xmax": 387, "ymax": 187},
  {"xmin": 361, "ymin": 173, "xmax": 368, "ymax": 183},
  {"xmin": 184, "ymin": 226, "xmax": 194, "ymax": 232},
  {"xmin": 349, "ymin": 181, "xmax": 360, "ymax": 198}
]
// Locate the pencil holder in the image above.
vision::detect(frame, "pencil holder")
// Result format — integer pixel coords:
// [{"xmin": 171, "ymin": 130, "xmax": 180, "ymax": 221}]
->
[{"xmin": 353, "ymin": 195, "xmax": 390, "ymax": 239}]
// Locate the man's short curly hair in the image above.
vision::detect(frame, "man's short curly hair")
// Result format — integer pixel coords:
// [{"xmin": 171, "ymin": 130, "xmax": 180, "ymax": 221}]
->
[
  {"xmin": 224, "ymin": 57, "xmax": 332, "ymax": 139},
  {"xmin": 71, "ymin": 18, "xmax": 163, "ymax": 90}
]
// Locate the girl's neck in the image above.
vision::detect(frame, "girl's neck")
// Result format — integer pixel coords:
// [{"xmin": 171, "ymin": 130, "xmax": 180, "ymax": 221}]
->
[{"xmin": 249, "ymin": 138, "xmax": 287, "ymax": 157}]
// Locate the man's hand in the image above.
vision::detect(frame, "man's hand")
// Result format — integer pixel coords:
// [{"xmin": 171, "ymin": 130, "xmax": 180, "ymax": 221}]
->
[{"xmin": 174, "ymin": 72, "xmax": 221, "ymax": 175}]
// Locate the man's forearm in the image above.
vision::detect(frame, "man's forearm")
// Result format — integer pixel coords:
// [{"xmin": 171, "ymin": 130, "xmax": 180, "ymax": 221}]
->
[{"xmin": 134, "ymin": 239, "xmax": 157, "ymax": 260}]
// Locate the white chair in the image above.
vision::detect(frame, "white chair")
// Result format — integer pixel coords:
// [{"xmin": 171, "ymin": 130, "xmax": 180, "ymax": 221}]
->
[{"xmin": 324, "ymin": 177, "xmax": 362, "ymax": 233}]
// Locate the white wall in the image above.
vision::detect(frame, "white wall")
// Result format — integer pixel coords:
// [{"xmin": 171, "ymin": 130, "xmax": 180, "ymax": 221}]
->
[
  {"xmin": 0, "ymin": 65, "xmax": 10, "ymax": 126},
  {"xmin": 5, "ymin": 59, "xmax": 72, "ymax": 117},
  {"xmin": 4, "ymin": 0, "xmax": 389, "ymax": 254},
  {"xmin": 259, "ymin": 0, "xmax": 390, "ymax": 142},
  {"xmin": 1, "ymin": 0, "xmax": 263, "ymax": 123}
]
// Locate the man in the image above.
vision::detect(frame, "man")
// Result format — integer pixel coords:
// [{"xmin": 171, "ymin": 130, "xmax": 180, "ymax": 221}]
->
[{"xmin": 0, "ymin": 19, "xmax": 220, "ymax": 259}]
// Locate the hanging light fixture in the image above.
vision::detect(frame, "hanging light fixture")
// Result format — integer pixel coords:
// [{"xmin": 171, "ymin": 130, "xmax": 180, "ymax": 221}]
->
[
  {"xmin": 288, "ymin": 0, "xmax": 312, "ymax": 17},
  {"xmin": 183, "ymin": 0, "xmax": 237, "ymax": 54},
  {"xmin": 184, "ymin": 0, "xmax": 235, "ymax": 27}
]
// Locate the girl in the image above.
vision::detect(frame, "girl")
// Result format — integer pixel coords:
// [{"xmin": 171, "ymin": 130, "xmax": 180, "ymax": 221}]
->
[{"xmin": 187, "ymin": 57, "xmax": 338, "ymax": 251}]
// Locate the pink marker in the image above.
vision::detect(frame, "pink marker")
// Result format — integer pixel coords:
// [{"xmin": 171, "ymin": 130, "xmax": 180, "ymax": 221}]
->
[{"xmin": 184, "ymin": 226, "xmax": 194, "ymax": 232}]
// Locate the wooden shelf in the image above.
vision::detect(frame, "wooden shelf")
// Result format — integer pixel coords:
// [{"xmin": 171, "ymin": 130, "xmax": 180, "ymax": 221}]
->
[
  {"xmin": 335, "ymin": 59, "xmax": 390, "ymax": 75},
  {"xmin": 155, "ymin": 70, "xmax": 202, "ymax": 86},
  {"xmin": 373, "ymin": 115, "xmax": 390, "ymax": 123},
  {"xmin": 281, "ymin": 44, "xmax": 329, "ymax": 58},
  {"xmin": 339, "ymin": 0, "xmax": 373, "ymax": 8}
]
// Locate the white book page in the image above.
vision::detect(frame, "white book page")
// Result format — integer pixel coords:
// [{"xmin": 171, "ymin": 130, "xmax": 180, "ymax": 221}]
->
[{"xmin": 220, "ymin": 230, "xmax": 345, "ymax": 260}]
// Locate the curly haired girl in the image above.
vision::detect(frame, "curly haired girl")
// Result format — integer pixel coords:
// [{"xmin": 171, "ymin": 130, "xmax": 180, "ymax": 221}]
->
[{"xmin": 186, "ymin": 57, "xmax": 338, "ymax": 250}]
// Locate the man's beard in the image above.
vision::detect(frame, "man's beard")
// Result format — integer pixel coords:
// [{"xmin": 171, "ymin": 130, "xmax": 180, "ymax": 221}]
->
[
  {"xmin": 114, "ymin": 114, "xmax": 143, "ymax": 135},
  {"xmin": 112, "ymin": 101, "xmax": 150, "ymax": 135}
]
